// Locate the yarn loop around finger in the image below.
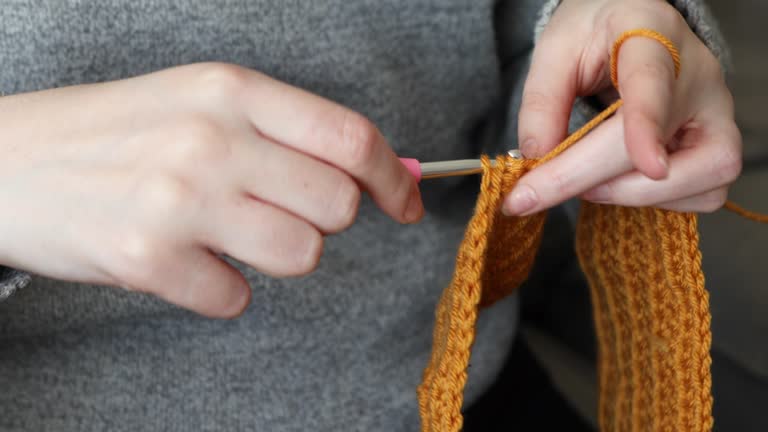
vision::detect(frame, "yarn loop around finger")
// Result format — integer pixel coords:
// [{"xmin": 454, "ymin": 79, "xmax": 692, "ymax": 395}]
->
[{"xmin": 610, "ymin": 28, "xmax": 682, "ymax": 89}]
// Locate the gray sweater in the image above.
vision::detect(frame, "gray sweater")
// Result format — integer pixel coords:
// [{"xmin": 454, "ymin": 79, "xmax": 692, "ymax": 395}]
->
[{"xmin": 0, "ymin": 1, "xmax": 725, "ymax": 430}]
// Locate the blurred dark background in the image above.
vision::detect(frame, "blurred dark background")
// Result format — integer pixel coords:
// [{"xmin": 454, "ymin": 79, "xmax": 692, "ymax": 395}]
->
[
  {"xmin": 696, "ymin": 1, "xmax": 768, "ymax": 430},
  {"xmin": 696, "ymin": 0, "xmax": 768, "ymax": 428}
]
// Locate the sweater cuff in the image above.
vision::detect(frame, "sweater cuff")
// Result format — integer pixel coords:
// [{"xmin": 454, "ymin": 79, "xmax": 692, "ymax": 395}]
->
[
  {"xmin": 533, "ymin": 0, "xmax": 562, "ymax": 43},
  {"xmin": 532, "ymin": 0, "xmax": 731, "ymax": 72},
  {"xmin": 0, "ymin": 266, "xmax": 30, "ymax": 301},
  {"xmin": 667, "ymin": 0, "xmax": 732, "ymax": 72}
]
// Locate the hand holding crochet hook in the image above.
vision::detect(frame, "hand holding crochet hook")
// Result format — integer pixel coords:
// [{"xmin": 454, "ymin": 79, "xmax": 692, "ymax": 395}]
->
[{"xmin": 408, "ymin": 0, "xmax": 741, "ymax": 218}]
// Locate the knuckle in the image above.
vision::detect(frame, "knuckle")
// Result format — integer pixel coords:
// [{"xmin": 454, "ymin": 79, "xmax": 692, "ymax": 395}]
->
[
  {"xmin": 138, "ymin": 173, "xmax": 198, "ymax": 217},
  {"xmin": 340, "ymin": 111, "xmax": 380, "ymax": 170},
  {"xmin": 171, "ymin": 115, "xmax": 231, "ymax": 164},
  {"xmin": 194, "ymin": 62, "xmax": 250, "ymax": 101},
  {"xmin": 717, "ymin": 149, "xmax": 743, "ymax": 184},
  {"xmin": 602, "ymin": 7, "xmax": 625, "ymax": 41},
  {"xmin": 699, "ymin": 189, "xmax": 728, "ymax": 213},
  {"xmin": 112, "ymin": 233, "xmax": 164, "ymax": 290},
  {"xmin": 291, "ymin": 230, "xmax": 324, "ymax": 276},
  {"xmin": 327, "ymin": 177, "xmax": 361, "ymax": 233},
  {"xmin": 715, "ymin": 127, "xmax": 743, "ymax": 184},
  {"xmin": 602, "ymin": 2, "xmax": 684, "ymax": 49},
  {"xmin": 653, "ymin": 2, "xmax": 686, "ymax": 31}
]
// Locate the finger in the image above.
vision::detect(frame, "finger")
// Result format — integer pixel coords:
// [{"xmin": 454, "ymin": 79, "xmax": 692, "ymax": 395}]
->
[
  {"xmin": 231, "ymin": 70, "xmax": 422, "ymax": 224},
  {"xmin": 147, "ymin": 248, "xmax": 252, "ymax": 319},
  {"xmin": 656, "ymin": 187, "xmax": 729, "ymax": 213},
  {"xmin": 581, "ymin": 125, "xmax": 742, "ymax": 206},
  {"xmin": 205, "ymin": 194, "xmax": 324, "ymax": 278},
  {"xmin": 616, "ymin": 36, "xmax": 679, "ymax": 180},
  {"xmin": 503, "ymin": 113, "xmax": 631, "ymax": 216},
  {"xmin": 518, "ymin": 32, "xmax": 580, "ymax": 158},
  {"xmin": 237, "ymin": 135, "xmax": 360, "ymax": 234}
]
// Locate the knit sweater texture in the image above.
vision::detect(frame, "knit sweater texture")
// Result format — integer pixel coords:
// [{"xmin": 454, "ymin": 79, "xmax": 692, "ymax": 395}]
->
[{"xmin": 0, "ymin": 1, "xmax": 725, "ymax": 430}]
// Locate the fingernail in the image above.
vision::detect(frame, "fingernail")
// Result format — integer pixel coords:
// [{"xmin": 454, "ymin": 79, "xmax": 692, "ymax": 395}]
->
[
  {"xmin": 404, "ymin": 184, "xmax": 424, "ymax": 223},
  {"xmin": 521, "ymin": 139, "xmax": 539, "ymax": 158},
  {"xmin": 502, "ymin": 184, "xmax": 538, "ymax": 216},
  {"xmin": 658, "ymin": 153, "xmax": 669, "ymax": 173},
  {"xmin": 583, "ymin": 185, "xmax": 610, "ymax": 202}
]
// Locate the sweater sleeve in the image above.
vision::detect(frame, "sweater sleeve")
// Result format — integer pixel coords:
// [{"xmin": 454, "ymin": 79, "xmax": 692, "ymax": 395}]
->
[
  {"xmin": 666, "ymin": 0, "xmax": 731, "ymax": 70},
  {"xmin": 0, "ymin": 266, "xmax": 30, "ymax": 301}
]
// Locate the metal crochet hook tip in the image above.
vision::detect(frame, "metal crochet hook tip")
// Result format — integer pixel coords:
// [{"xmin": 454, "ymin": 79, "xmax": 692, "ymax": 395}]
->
[{"xmin": 416, "ymin": 150, "xmax": 523, "ymax": 180}]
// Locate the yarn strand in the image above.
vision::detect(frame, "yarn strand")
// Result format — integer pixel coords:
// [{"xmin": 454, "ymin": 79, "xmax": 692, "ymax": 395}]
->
[{"xmin": 724, "ymin": 200, "xmax": 768, "ymax": 223}]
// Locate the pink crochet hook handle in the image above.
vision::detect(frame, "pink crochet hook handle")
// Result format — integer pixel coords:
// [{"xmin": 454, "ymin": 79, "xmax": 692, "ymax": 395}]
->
[{"xmin": 399, "ymin": 150, "xmax": 522, "ymax": 182}]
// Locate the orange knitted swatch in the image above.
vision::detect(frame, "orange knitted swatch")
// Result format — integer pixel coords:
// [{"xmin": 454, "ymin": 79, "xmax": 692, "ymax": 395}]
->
[{"xmin": 417, "ymin": 29, "xmax": 764, "ymax": 432}]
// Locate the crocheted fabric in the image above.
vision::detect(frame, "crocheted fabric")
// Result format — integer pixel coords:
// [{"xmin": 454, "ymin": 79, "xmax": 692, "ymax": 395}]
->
[
  {"xmin": 417, "ymin": 158, "xmax": 714, "ymax": 432},
  {"xmin": 417, "ymin": 155, "xmax": 546, "ymax": 431}
]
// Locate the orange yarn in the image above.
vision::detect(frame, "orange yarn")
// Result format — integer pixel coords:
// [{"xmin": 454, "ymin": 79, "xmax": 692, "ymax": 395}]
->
[
  {"xmin": 724, "ymin": 201, "xmax": 768, "ymax": 223},
  {"xmin": 417, "ymin": 155, "xmax": 545, "ymax": 431},
  {"xmin": 418, "ymin": 29, "xmax": 765, "ymax": 432},
  {"xmin": 610, "ymin": 29, "xmax": 682, "ymax": 86}
]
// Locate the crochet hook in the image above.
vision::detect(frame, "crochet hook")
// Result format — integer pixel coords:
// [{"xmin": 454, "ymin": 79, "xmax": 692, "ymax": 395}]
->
[{"xmin": 399, "ymin": 150, "xmax": 522, "ymax": 182}]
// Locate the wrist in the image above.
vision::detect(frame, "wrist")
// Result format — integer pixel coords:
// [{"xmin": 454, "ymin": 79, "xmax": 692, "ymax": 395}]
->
[{"xmin": 665, "ymin": 0, "xmax": 731, "ymax": 72}]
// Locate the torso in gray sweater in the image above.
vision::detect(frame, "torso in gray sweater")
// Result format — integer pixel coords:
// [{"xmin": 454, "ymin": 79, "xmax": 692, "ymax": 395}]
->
[{"xmin": 0, "ymin": 0, "xmax": 724, "ymax": 430}]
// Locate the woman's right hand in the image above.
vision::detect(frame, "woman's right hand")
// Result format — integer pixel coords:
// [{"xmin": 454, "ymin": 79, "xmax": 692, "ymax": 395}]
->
[{"xmin": 0, "ymin": 63, "xmax": 423, "ymax": 318}]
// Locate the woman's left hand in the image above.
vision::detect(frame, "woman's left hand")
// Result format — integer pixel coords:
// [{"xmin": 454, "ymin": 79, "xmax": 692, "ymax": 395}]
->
[{"xmin": 503, "ymin": 0, "xmax": 742, "ymax": 216}]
